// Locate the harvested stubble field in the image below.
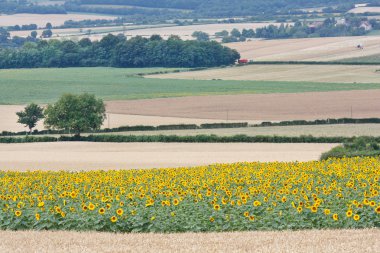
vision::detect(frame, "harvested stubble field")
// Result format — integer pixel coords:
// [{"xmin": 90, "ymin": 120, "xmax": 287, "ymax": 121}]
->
[
  {"xmin": 348, "ymin": 7, "xmax": 380, "ymax": 13},
  {"xmin": 0, "ymin": 13, "xmax": 116, "ymax": 27},
  {"xmin": 0, "ymin": 229, "xmax": 379, "ymax": 253},
  {"xmin": 149, "ymin": 64, "xmax": 380, "ymax": 83},
  {"xmin": 0, "ymin": 142, "xmax": 336, "ymax": 171},
  {"xmin": 55, "ymin": 22, "xmax": 287, "ymax": 41},
  {"xmin": 9, "ymin": 22, "xmax": 287, "ymax": 40},
  {"xmin": 101, "ymin": 124, "xmax": 380, "ymax": 138},
  {"xmin": 9, "ymin": 23, "xmax": 173, "ymax": 39},
  {"xmin": 226, "ymin": 36, "xmax": 380, "ymax": 61},
  {"xmin": 106, "ymin": 90, "xmax": 380, "ymax": 121},
  {"xmin": 96, "ymin": 22, "xmax": 286, "ymax": 40}
]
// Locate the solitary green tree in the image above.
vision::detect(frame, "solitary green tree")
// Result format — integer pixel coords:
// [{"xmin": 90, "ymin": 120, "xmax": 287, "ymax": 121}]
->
[
  {"xmin": 44, "ymin": 94, "xmax": 106, "ymax": 136},
  {"xmin": 42, "ymin": 29, "xmax": 53, "ymax": 38},
  {"xmin": 30, "ymin": 31, "xmax": 38, "ymax": 39},
  {"xmin": 192, "ymin": 31, "xmax": 210, "ymax": 41},
  {"xmin": 16, "ymin": 103, "xmax": 44, "ymax": 133}
]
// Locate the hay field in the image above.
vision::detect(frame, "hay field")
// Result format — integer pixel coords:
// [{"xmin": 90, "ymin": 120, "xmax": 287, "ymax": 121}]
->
[
  {"xmin": 0, "ymin": 142, "xmax": 336, "ymax": 171},
  {"xmin": 226, "ymin": 36, "xmax": 380, "ymax": 61},
  {"xmin": 0, "ymin": 229, "xmax": 378, "ymax": 253},
  {"xmin": 106, "ymin": 90, "xmax": 380, "ymax": 121},
  {"xmin": 348, "ymin": 7, "xmax": 380, "ymax": 13},
  {"xmin": 149, "ymin": 64, "xmax": 380, "ymax": 83},
  {"xmin": 0, "ymin": 13, "xmax": 116, "ymax": 27}
]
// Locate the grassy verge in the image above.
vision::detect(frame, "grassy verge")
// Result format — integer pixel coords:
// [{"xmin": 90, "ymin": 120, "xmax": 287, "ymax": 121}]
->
[
  {"xmin": 1, "ymin": 67, "xmax": 380, "ymax": 104},
  {"xmin": 1, "ymin": 134, "xmax": 379, "ymax": 144},
  {"xmin": 0, "ymin": 123, "xmax": 249, "ymax": 137},
  {"xmin": 321, "ymin": 137, "xmax": 380, "ymax": 160},
  {"xmin": 339, "ymin": 54, "xmax": 380, "ymax": 64}
]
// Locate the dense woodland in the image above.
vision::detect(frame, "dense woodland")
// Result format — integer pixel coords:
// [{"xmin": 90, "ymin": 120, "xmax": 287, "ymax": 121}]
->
[{"xmin": 0, "ymin": 34, "xmax": 240, "ymax": 68}]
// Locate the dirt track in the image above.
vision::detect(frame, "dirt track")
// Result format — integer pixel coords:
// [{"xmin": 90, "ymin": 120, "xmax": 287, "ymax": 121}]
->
[
  {"xmin": 0, "ymin": 229, "xmax": 378, "ymax": 253},
  {"xmin": 0, "ymin": 142, "xmax": 336, "ymax": 171},
  {"xmin": 106, "ymin": 90, "xmax": 380, "ymax": 121},
  {"xmin": 227, "ymin": 36, "xmax": 380, "ymax": 61}
]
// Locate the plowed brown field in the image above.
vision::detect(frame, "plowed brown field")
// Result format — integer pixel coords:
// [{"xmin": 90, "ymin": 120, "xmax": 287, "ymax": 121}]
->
[{"xmin": 106, "ymin": 90, "xmax": 380, "ymax": 121}]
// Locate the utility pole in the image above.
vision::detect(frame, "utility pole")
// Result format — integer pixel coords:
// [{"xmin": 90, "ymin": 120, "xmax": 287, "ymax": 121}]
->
[{"xmin": 350, "ymin": 106, "xmax": 353, "ymax": 118}]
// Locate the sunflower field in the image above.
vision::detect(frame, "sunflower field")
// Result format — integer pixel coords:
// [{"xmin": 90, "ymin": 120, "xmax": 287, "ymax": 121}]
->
[{"xmin": 0, "ymin": 157, "xmax": 379, "ymax": 232}]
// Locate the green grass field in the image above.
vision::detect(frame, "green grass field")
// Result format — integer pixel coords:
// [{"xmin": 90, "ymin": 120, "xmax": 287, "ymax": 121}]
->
[{"xmin": 1, "ymin": 67, "xmax": 380, "ymax": 104}]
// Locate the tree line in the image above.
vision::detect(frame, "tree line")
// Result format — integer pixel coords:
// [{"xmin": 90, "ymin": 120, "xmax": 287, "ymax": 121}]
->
[
  {"xmin": 211, "ymin": 17, "xmax": 380, "ymax": 42},
  {"xmin": 2, "ymin": 0, "xmax": 376, "ymax": 18},
  {"xmin": 0, "ymin": 0, "xmax": 66, "ymax": 14},
  {"xmin": 65, "ymin": 0, "xmax": 380, "ymax": 17},
  {"xmin": 0, "ymin": 34, "xmax": 240, "ymax": 68}
]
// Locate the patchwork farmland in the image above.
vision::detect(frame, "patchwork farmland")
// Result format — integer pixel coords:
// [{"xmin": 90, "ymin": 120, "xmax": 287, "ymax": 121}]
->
[{"xmin": 1, "ymin": 2, "xmax": 380, "ymax": 251}]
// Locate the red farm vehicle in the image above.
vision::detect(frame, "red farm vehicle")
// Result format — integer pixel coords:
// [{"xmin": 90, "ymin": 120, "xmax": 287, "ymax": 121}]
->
[{"xmin": 238, "ymin": 59, "xmax": 249, "ymax": 64}]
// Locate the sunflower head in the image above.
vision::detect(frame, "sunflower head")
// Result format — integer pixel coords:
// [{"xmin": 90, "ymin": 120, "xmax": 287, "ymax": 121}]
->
[{"xmin": 116, "ymin": 208, "xmax": 124, "ymax": 216}]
